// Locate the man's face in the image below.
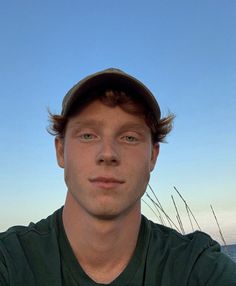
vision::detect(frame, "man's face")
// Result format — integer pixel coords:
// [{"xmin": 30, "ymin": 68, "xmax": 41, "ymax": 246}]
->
[{"xmin": 56, "ymin": 100, "xmax": 159, "ymax": 220}]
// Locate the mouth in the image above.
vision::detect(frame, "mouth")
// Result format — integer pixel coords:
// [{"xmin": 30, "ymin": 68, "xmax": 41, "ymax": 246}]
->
[{"xmin": 89, "ymin": 177, "xmax": 125, "ymax": 189}]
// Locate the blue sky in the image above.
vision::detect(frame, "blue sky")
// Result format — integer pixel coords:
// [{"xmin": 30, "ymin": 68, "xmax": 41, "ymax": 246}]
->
[{"xmin": 0, "ymin": 0, "xmax": 235, "ymax": 243}]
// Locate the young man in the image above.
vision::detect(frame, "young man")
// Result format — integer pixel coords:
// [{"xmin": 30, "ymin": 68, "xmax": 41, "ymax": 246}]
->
[{"xmin": 0, "ymin": 68, "xmax": 235, "ymax": 285}]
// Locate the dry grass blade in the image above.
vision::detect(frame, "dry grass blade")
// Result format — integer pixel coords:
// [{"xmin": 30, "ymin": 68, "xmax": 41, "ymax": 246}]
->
[
  {"xmin": 146, "ymin": 192, "xmax": 181, "ymax": 232},
  {"xmin": 171, "ymin": 195, "xmax": 185, "ymax": 234},
  {"xmin": 210, "ymin": 205, "xmax": 228, "ymax": 254},
  {"xmin": 174, "ymin": 186, "xmax": 201, "ymax": 231}
]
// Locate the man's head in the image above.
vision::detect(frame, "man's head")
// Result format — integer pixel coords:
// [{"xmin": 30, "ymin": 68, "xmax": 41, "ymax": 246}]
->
[{"xmin": 48, "ymin": 68, "xmax": 174, "ymax": 219}]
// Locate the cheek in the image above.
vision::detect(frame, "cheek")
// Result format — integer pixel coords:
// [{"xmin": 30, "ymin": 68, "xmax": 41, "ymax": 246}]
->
[
  {"xmin": 130, "ymin": 164, "xmax": 150, "ymax": 199},
  {"xmin": 140, "ymin": 152, "xmax": 153, "ymax": 182},
  {"xmin": 129, "ymin": 153, "xmax": 151, "ymax": 184},
  {"xmin": 63, "ymin": 144, "xmax": 96, "ymax": 180},
  {"xmin": 63, "ymin": 150, "xmax": 84, "ymax": 186}
]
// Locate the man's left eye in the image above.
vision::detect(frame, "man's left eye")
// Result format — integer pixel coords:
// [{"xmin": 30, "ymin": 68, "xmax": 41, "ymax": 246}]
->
[{"xmin": 122, "ymin": 135, "xmax": 138, "ymax": 142}]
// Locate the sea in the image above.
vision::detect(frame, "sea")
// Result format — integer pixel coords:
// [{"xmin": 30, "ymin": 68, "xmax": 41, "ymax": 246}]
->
[{"xmin": 222, "ymin": 244, "xmax": 236, "ymax": 263}]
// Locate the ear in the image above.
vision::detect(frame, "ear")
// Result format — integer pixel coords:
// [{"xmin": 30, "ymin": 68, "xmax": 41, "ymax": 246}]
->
[
  {"xmin": 150, "ymin": 143, "xmax": 159, "ymax": 172},
  {"xmin": 55, "ymin": 137, "xmax": 65, "ymax": 168}
]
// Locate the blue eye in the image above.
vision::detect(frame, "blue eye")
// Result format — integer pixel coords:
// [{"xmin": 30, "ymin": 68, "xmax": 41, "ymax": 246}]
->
[
  {"xmin": 121, "ymin": 135, "xmax": 138, "ymax": 143},
  {"xmin": 80, "ymin": 133, "xmax": 95, "ymax": 140},
  {"xmin": 125, "ymin": 136, "xmax": 136, "ymax": 142}
]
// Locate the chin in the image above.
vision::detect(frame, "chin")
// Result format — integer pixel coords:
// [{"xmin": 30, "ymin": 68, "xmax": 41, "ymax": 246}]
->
[
  {"xmin": 89, "ymin": 203, "xmax": 137, "ymax": 221},
  {"xmin": 92, "ymin": 213, "xmax": 120, "ymax": 221},
  {"xmin": 88, "ymin": 206, "xmax": 124, "ymax": 221}
]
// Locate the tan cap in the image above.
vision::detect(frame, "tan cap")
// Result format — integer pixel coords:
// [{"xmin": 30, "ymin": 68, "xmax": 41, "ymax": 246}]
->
[{"xmin": 62, "ymin": 68, "xmax": 161, "ymax": 120}]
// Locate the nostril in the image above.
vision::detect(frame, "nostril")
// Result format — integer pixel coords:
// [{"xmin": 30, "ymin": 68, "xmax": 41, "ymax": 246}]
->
[{"xmin": 96, "ymin": 154, "xmax": 119, "ymax": 165}]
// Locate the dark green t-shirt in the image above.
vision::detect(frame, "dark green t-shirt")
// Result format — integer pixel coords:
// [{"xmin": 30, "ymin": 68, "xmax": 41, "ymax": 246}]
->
[{"xmin": 0, "ymin": 208, "xmax": 235, "ymax": 285}]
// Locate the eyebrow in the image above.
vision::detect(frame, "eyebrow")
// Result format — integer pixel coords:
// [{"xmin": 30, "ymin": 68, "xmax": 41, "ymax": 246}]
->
[
  {"xmin": 117, "ymin": 122, "xmax": 149, "ymax": 133},
  {"xmin": 70, "ymin": 120, "xmax": 149, "ymax": 132},
  {"xmin": 70, "ymin": 120, "xmax": 102, "ymax": 129}
]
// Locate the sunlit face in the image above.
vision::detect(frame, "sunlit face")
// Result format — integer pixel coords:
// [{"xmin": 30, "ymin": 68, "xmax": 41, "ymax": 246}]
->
[{"xmin": 56, "ymin": 100, "xmax": 159, "ymax": 220}]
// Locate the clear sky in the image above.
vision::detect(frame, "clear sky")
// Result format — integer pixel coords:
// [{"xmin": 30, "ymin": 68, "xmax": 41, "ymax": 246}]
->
[{"xmin": 0, "ymin": 0, "xmax": 235, "ymax": 244}]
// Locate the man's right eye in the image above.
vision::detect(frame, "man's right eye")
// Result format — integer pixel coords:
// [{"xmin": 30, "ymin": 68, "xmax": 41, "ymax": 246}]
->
[{"xmin": 79, "ymin": 133, "xmax": 96, "ymax": 141}]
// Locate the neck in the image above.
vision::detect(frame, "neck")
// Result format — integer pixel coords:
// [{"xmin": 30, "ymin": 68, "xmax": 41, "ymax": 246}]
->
[{"xmin": 62, "ymin": 191, "xmax": 142, "ymax": 283}]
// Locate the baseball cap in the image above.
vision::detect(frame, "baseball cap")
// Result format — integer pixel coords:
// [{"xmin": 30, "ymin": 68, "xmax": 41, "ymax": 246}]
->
[{"xmin": 61, "ymin": 68, "xmax": 161, "ymax": 121}]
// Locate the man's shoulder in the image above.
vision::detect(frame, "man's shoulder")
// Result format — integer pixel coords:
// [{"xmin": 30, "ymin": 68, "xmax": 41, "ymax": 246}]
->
[
  {"xmin": 143, "ymin": 216, "xmax": 236, "ymax": 284},
  {"xmin": 0, "ymin": 208, "xmax": 61, "ymax": 242},
  {"xmin": 0, "ymin": 207, "xmax": 63, "ymax": 261},
  {"xmin": 143, "ymin": 216, "xmax": 223, "ymax": 266},
  {"xmin": 0, "ymin": 208, "xmax": 63, "ymax": 285},
  {"xmin": 145, "ymin": 216, "xmax": 214, "ymax": 247}
]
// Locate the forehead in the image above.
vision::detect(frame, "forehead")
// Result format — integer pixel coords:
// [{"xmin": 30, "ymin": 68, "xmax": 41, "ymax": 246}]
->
[
  {"xmin": 67, "ymin": 89, "xmax": 147, "ymax": 116},
  {"xmin": 67, "ymin": 100, "xmax": 150, "ymax": 131}
]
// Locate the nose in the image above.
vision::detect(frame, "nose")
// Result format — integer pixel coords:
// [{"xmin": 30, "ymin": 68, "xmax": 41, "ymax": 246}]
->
[{"xmin": 96, "ymin": 138, "xmax": 120, "ymax": 166}]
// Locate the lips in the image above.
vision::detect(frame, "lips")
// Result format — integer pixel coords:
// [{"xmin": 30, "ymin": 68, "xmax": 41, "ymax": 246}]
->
[{"xmin": 89, "ymin": 177, "xmax": 125, "ymax": 189}]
